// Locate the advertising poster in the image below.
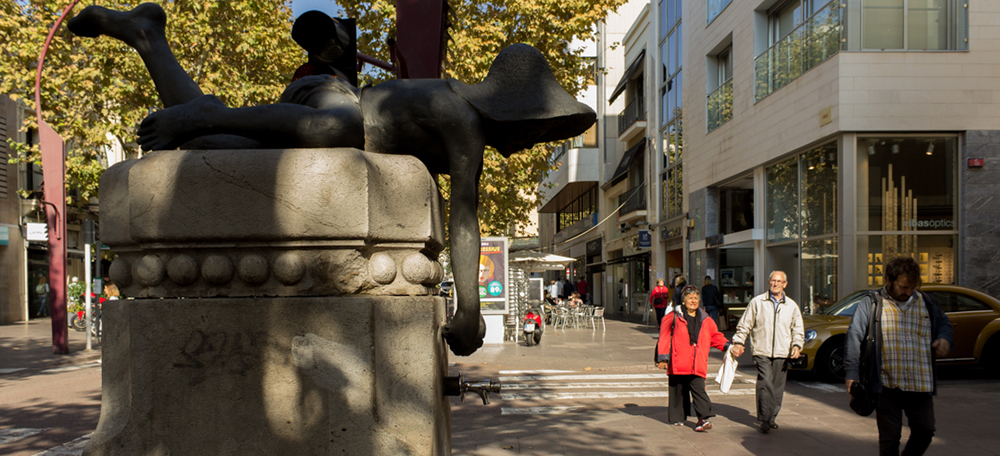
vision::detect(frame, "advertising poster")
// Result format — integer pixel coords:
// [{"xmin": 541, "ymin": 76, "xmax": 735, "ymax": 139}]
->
[{"xmin": 479, "ymin": 237, "xmax": 509, "ymax": 314}]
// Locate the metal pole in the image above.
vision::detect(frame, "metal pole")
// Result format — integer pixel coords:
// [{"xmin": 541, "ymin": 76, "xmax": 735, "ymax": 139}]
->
[
  {"xmin": 84, "ymin": 242, "xmax": 92, "ymax": 350},
  {"xmin": 35, "ymin": 0, "xmax": 80, "ymax": 355}
]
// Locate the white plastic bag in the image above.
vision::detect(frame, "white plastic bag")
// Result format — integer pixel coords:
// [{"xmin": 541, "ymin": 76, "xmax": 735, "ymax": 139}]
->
[{"xmin": 715, "ymin": 347, "xmax": 738, "ymax": 394}]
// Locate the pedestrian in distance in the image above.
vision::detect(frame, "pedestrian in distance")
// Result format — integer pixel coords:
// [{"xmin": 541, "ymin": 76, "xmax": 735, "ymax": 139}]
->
[
  {"xmin": 617, "ymin": 278, "xmax": 625, "ymax": 312},
  {"xmin": 649, "ymin": 278, "xmax": 671, "ymax": 326},
  {"xmin": 671, "ymin": 275, "xmax": 687, "ymax": 311},
  {"xmin": 844, "ymin": 256, "xmax": 953, "ymax": 456},
  {"xmin": 35, "ymin": 277, "xmax": 50, "ymax": 317},
  {"xmin": 562, "ymin": 278, "xmax": 575, "ymax": 300},
  {"xmin": 655, "ymin": 285, "xmax": 732, "ymax": 432},
  {"xmin": 731, "ymin": 270, "xmax": 804, "ymax": 434},
  {"xmin": 552, "ymin": 280, "xmax": 564, "ymax": 301},
  {"xmin": 576, "ymin": 276, "xmax": 589, "ymax": 304},
  {"xmin": 701, "ymin": 275, "xmax": 723, "ymax": 324}
]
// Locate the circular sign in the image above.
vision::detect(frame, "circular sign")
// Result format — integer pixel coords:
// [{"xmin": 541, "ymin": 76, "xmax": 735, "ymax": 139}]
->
[
  {"xmin": 488, "ymin": 281, "xmax": 503, "ymax": 297},
  {"xmin": 478, "ymin": 285, "xmax": 487, "ymax": 298}
]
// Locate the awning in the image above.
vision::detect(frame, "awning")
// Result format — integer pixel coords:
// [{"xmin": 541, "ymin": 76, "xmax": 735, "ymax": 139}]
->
[
  {"xmin": 538, "ymin": 181, "xmax": 598, "ymax": 213},
  {"xmin": 608, "ymin": 49, "xmax": 645, "ymax": 105},
  {"xmin": 601, "ymin": 140, "xmax": 645, "ymax": 191},
  {"xmin": 510, "ymin": 251, "xmax": 577, "ymax": 272}
]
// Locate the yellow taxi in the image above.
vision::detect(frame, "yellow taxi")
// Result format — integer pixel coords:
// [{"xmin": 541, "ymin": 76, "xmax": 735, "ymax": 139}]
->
[{"xmin": 794, "ymin": 285, "xmax": 1000, "ymax": 381}]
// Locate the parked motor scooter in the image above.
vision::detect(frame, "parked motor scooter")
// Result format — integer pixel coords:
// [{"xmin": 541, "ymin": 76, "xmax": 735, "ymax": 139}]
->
[{"xmin": 523, "ymin": 309, "xmax": 543, "ymax": 346}]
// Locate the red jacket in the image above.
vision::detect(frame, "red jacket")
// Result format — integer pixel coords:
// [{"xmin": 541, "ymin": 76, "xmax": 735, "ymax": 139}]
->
[
  {"xmin": 649, "ymin": 285, "xmax": 670, "ymax": 309},
  {"xmin": 655, "ymin": 309, "xmax": 730, "ymax": 378}
]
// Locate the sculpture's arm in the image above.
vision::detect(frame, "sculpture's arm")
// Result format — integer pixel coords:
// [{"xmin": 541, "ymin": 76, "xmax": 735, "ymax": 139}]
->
[
  {"xmin": 440, "ymin": 131, "xmax": 487, "ymax": 357},
  {"xmin": 136, "ymin": 94, "xmax": 365, "ymax": 151}
]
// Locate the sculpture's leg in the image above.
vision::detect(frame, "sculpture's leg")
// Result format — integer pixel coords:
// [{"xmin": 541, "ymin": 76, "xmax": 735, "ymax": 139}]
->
[
  {"xmin": 441, "ymin": 143, "xmax": 487, "ymax": 356},
  {"xmin": 136, "ymin": 94, "xmax": 364, "ymax": 150},
  {"xmin": 68, "ymin": 3, "xmax": 202, "ymax": 107}
]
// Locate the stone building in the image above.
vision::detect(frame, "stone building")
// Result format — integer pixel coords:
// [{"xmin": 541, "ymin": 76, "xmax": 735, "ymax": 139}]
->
[{"xmin": 539, "ymin": 0, "xmax": 1000, "ymax": 319}]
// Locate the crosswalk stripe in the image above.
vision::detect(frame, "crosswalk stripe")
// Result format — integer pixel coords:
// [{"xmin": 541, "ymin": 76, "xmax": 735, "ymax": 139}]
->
[
  {"xmin": 501, "ymin": 406, "xmax": 580, "ymax": 415},
  {"xmin": 500, "ymin": 373, "xmax": 667, "ymax": 381},
  {"xmin": 501, "ymin": 389, "xmax": 756, "ymax": 401},
  {"xmin": 796, "ymin": 382, "xmax": 846, "ymax": 393},
  {"xmin": 42, "ymin": 362, "xmax": 101, "ymax": 374},
  {"xmin": 31, "ymin": 433, "xmax": 91, "ymax": 456},
  {"xmin": 499, "ymin": 369, "xmax": 576, "ymax": 374},
  {"xmin": 504, "ymin": 381, "xmax": 665, "ymax": 390},
  {"xmin": 0, "ymin": 428, "xmax": 48, "ymax": 445},
  {"xmin": 0, "ymin": 368, "xmax": 27, "ymax": 374}
]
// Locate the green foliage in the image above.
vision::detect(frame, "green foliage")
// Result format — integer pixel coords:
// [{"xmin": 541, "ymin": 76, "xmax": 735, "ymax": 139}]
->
[
  {"xmin": 339, "ymin": 0, "xmax": 627, "ymax": 236},
  {"xmin": 0, "ymin": 0, "xmax": 303, "ymax": 207}
]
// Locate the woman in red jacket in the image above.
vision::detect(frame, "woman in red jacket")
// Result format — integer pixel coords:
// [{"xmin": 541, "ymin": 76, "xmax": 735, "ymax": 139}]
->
[
  {"xmin": 655, "ymin": 285, "xmax": 732, "ymax": 432},
  {"xmin": 649, "ymin": 278, "xmax": 671, "ymax": 326}
]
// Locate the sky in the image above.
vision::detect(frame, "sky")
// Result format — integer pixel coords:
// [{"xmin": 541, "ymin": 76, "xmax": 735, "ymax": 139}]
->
[{"xmin": 291, "ymin": 0, "xmax": 342, "ymax": 18}]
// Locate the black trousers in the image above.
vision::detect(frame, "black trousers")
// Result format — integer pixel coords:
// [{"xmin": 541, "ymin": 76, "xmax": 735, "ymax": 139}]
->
[
  {"xmin": 753, "ymin": 356, "xmax": 788, "ymax": 423},
  {"xmin": 876, "ymin": 388, "xmax": 935, "ymax": 456},
  {"xmin": 655, "ymin": 307, "xmax": 667, "ymax": 326},
  {"xmin": 667, "ymin": 374, "xmax": 713, "ymax": 423}
]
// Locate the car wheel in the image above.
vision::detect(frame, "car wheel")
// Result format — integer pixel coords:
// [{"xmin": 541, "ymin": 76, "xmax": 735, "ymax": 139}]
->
[
  {"xmin": 983, "ymin": 336, "xmax": 1000, "ymax": 378},
  {"xmin": 816, "ymin": 337, "xmax": 846, "ymax": 382}
]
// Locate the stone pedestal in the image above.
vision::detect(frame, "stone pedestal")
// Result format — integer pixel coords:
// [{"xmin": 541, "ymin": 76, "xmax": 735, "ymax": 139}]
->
[{"xmin": 88, "ymin": 149, "xmax": 451, "ymax": 455}]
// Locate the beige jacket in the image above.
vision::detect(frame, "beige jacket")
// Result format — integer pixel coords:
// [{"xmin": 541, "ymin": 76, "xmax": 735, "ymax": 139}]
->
[{"xmin": 732, "ymin": 292, "xmax": 804, "ymax": 358}]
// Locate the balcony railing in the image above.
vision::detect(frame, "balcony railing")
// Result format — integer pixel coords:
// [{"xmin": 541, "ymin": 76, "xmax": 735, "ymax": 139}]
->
[
  {"xmin": 618, "ymin": 183, "xmax": 647, "ymax": 216},
  {"xmin": 754, "ymin": 0, "xmax": 842, "ymax": 102},
  {"xmin": 617, "ymin": 96, "xmax": 646, "ymax": 137},
  {"xmin": 707, "ymin": 78, "xmax": 733, "ymax": 133}
]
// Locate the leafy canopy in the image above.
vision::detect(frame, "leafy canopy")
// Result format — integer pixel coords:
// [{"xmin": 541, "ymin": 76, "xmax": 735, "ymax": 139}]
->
[
  {"xmin": 1, "ymin": 0, "xmax": 625, "ymax": 235},
  {"xmin": 0, "ymin": 0, "xmax": 302, "ymax": 206}
]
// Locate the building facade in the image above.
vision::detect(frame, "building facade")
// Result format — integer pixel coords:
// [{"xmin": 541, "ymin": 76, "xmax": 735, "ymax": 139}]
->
[{"xmin": 540, "ymin": 0, "xmax": 1000, "ymax": 320}]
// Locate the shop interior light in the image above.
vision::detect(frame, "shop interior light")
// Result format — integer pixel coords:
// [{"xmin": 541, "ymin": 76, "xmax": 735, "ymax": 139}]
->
[
  {"xmin": 926, "ymin": 142, "xmax": 935, "ymax": 155},
  {"xmin": 891, "ymin": 143, "xmax": 900, "ymax": 154}
]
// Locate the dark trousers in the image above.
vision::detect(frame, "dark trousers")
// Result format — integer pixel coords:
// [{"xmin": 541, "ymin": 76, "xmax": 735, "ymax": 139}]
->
[
  {"xmin": 876, "ymin": 388, "xmax": 935, "ymax": 456},
  {"xmin": 655, "ymin": 307, "xmax": 667, "ymax": 326},
  {"xmin": 753, "ymin": 356, "xmax": 788, "ymax": 423},
  {"xmin": 706, "ymin": 306, "xmax": 719, "ymax": 324},
  {"xmin": 667, "ymin": 375, "xmax": 713, "ymax": 423}
]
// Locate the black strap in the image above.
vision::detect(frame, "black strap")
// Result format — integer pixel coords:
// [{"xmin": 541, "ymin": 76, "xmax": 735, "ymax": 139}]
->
[{"xmin": 859, "ymin": 290, "xmax": 881, "ymax": 385}]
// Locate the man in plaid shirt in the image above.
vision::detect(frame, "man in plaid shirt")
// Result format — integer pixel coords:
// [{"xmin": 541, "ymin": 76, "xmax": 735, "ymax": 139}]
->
[{"xmin": 844, "ymin": 257, "xmax": 953, "ymax": 456}]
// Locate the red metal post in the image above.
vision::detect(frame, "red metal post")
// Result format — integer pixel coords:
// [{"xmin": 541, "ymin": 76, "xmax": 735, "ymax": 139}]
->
[
  {"xmin": 394, "ymin": 0, "xmax": 448, "ymax": 79},
  {"xmin": 35, "ymin": 0, "xmax": 79, "ymax": 354}
]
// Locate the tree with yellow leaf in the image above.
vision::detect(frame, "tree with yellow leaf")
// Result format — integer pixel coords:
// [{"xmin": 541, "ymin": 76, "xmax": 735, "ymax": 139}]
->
[{"xmin": 0, "ymin": 0, "xmax": 302, "ymax": 206}]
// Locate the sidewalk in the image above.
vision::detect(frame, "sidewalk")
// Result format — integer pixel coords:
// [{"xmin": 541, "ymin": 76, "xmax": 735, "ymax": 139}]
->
[
  {"xmin": 0, "ymin": 318, "xmax": 103, "ymax": 373},
  {"xmin": 448, "ymin": 315, "xmax": 1000, "ymax": 455}
]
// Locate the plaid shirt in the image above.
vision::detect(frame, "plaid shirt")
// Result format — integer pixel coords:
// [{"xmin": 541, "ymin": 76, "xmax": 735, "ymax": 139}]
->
[{"xmin": 879, "ymin": 292, "xmax": 934, "ymax": 392}]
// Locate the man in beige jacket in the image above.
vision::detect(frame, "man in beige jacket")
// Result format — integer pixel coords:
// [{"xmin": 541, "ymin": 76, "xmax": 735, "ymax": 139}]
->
[{"xmin": 731, "ymin": 271, "xmax": 804, "ymax": 434}]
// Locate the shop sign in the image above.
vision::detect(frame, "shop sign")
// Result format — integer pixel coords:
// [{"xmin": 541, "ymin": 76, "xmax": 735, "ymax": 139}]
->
[
  {"xmin": 638, "ymin": 230, "xmax": 652, "ymax": 248},
  {"xmin": 904, "ymin": 219, "xmax": 955, "ymax": 229},
  {"xmin": 586, "ymin": 238, "xmax": 602, "ymax": 257},
  {"xmin": 660, "ymin": 223, "xmax": 682, "ymax": 241},
  {"xmin": 624, "ymin": 235, "xmax": 651, "ymax": 256},
  {"xmin": 26, "ymin": 223, "xmax": 48, "ymax": 242},
  {"xmin": 479, "ymin": 237, "xmax": 509, "ymax": 315},
  {"xmin": 706, "ymin": 233, "xmax": 725, "ymax": 248}
]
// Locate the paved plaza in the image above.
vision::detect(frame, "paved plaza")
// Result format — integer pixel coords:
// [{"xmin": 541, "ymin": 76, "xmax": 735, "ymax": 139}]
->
[{"xmin": 2, "ymin": 316, "xmax": 999, "ymax": 455}]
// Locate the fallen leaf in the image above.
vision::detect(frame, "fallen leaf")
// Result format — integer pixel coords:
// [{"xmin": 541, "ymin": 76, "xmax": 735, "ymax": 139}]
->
[{"xmin": 584, "ymin": 367, "xmax": 591, "ymax": 370}]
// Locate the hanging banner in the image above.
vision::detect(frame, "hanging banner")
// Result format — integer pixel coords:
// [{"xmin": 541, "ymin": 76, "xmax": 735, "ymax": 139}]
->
[{"xmin": 479, "ymin": 237, "xmax": 509, "ymax": 315}]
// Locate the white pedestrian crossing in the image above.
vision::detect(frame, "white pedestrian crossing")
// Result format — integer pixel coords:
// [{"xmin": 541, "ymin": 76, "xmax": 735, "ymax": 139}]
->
[
  {"xmin": 30, "ymin": 433, "xmax": 90, "ymax": 456},
  {"xmin": 498, "ymin": 371, "xmax": 756, "ymax": 414},
  {"xmin": 0, "ymin": 428, "xmax": 48, "ymax": 445}
]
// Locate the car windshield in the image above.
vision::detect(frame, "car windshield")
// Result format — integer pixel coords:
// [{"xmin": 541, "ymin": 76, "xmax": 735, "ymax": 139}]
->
[{"xmin": 822, "ymin": 291, "xmax": 869, "ymax": 316}]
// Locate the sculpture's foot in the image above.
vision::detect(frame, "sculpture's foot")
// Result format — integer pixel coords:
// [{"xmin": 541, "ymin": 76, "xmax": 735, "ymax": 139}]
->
[
  {"xmin": 443, "ymin": 313, "xmax": 486, "ymax": 356},
  {"xmin": 138, "ymin": 94, "xmax": 226, "ymax": 150},
  {"xmin": 68, "ymin": 3, "xmax": 166, "ymax": 53}
]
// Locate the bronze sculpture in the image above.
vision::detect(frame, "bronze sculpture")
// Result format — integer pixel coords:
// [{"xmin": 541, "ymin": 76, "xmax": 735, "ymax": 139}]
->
[{"xmin": 68, "ymin": 3, "xmax": 595, "ymax": 356}]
